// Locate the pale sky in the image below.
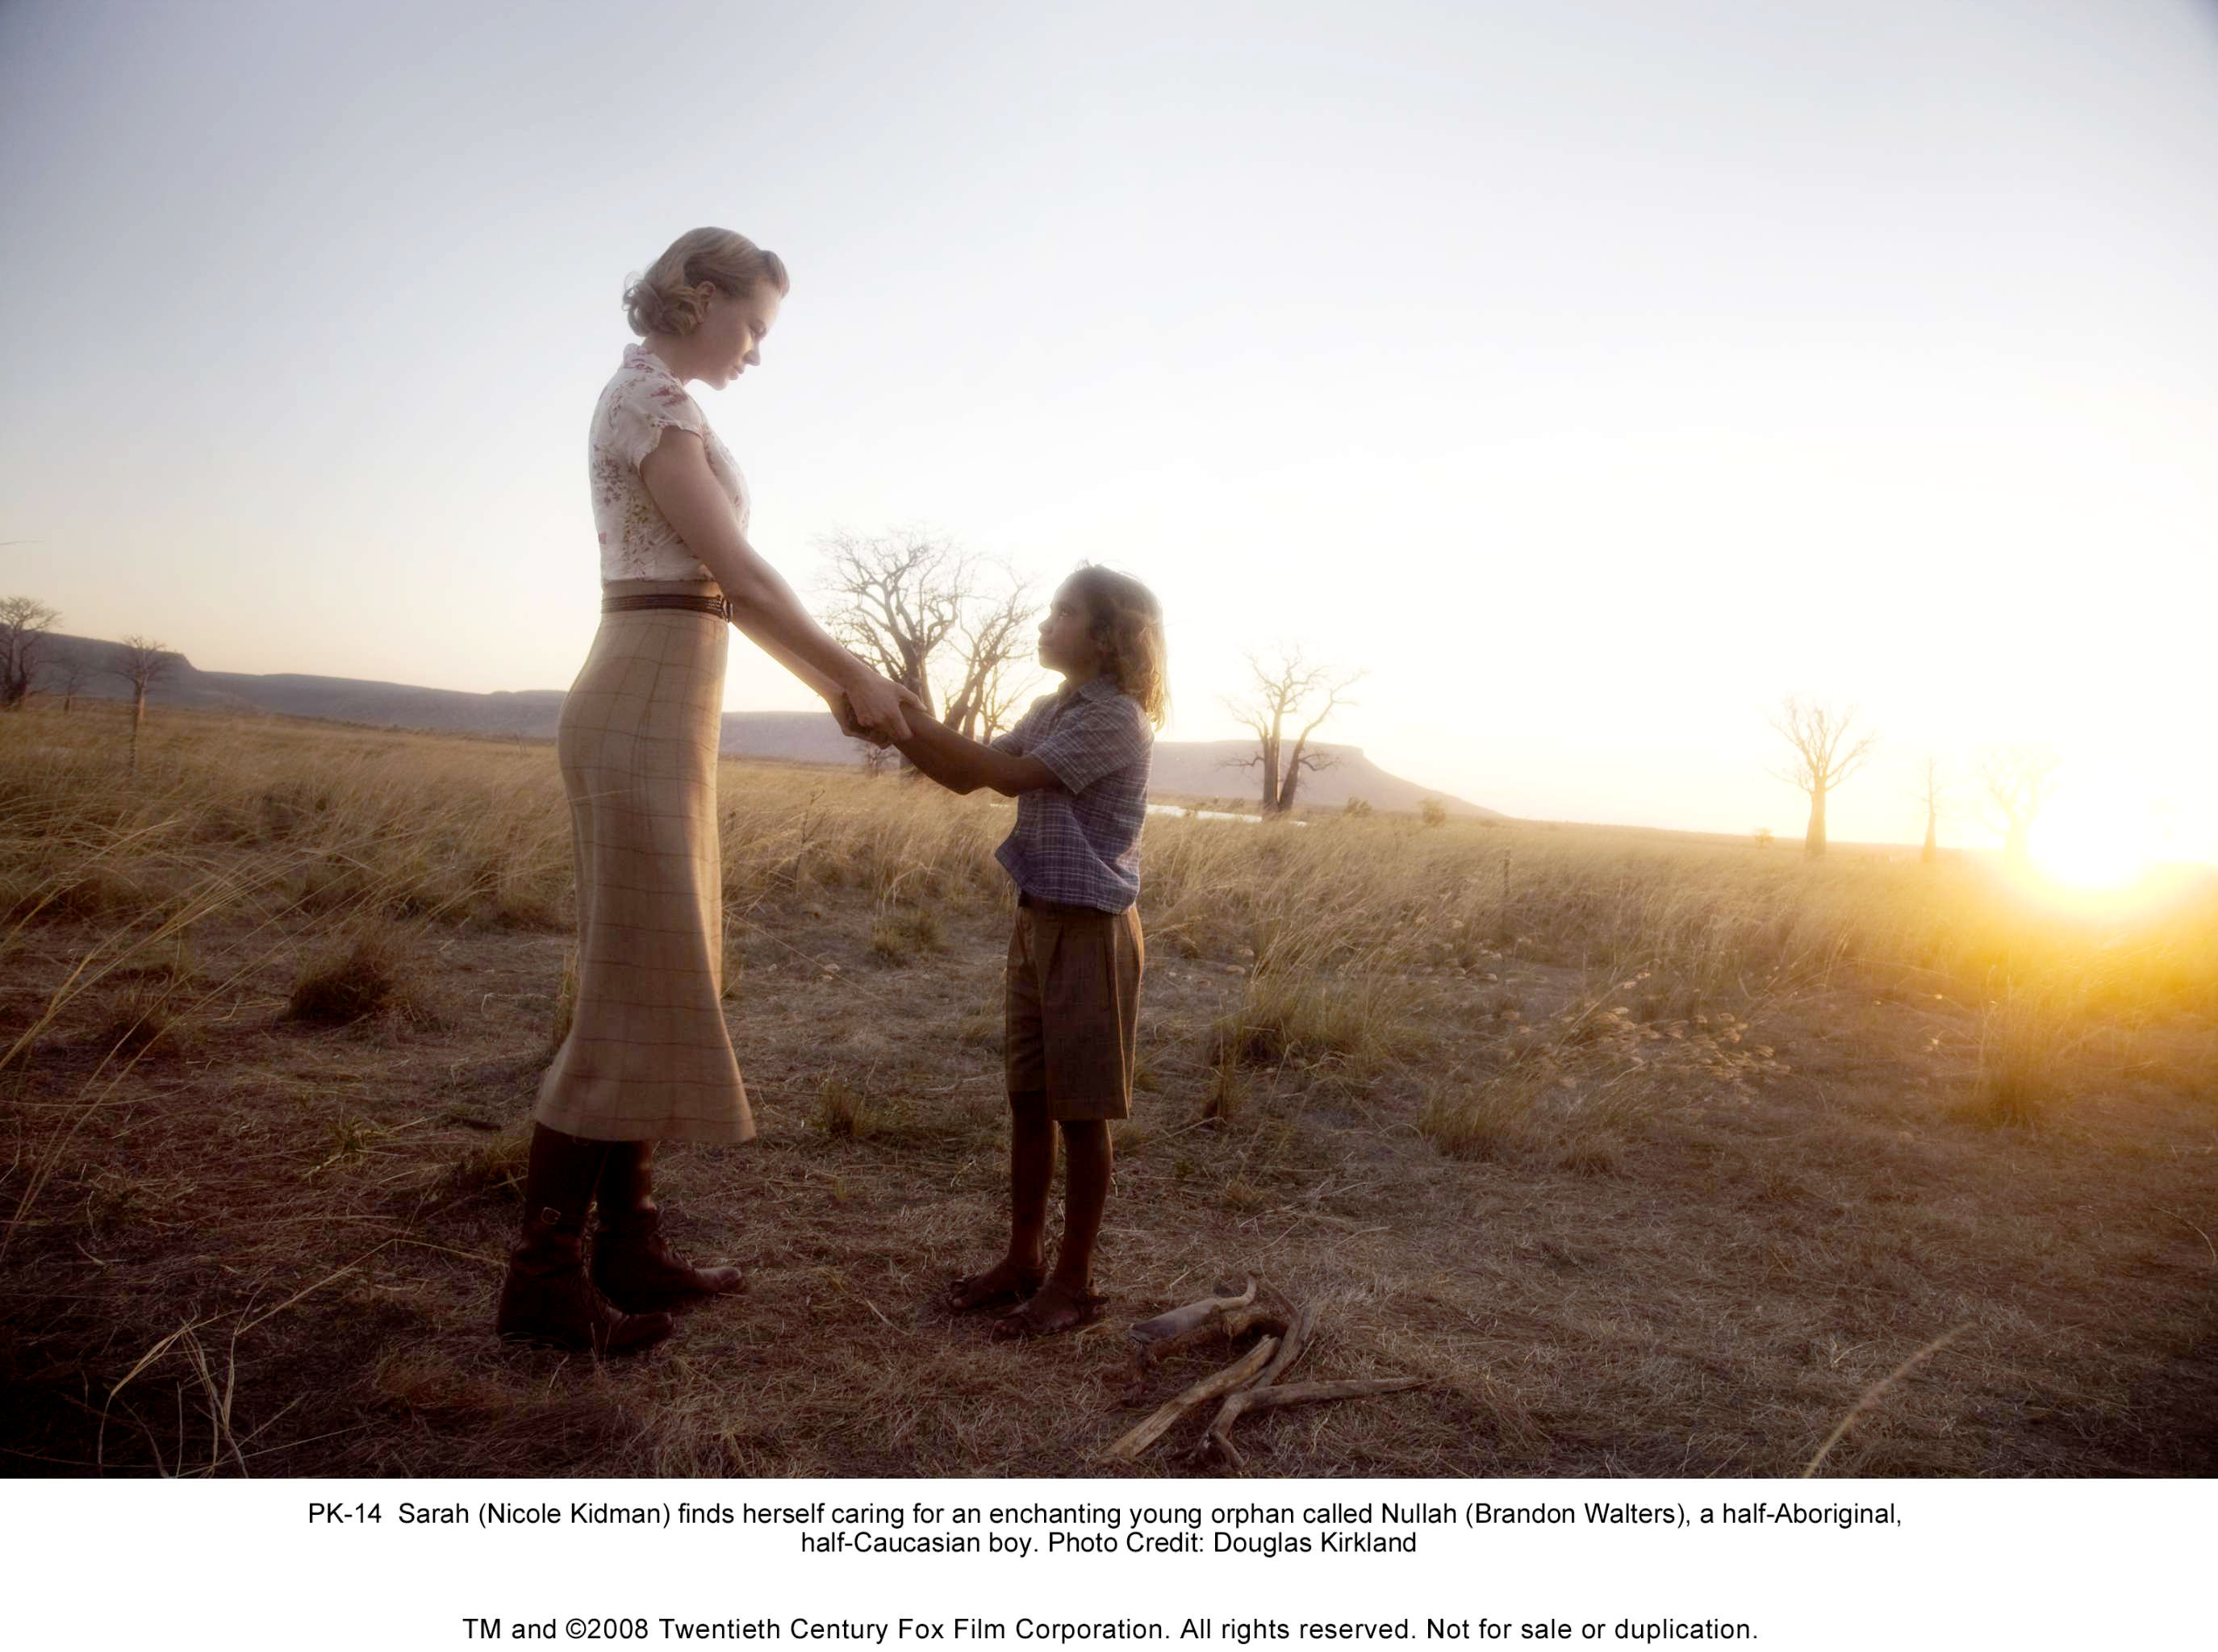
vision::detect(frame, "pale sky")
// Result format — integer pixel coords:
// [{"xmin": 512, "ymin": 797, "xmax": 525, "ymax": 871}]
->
[{"xmin": 4, "ymin": 1, "xmax": 2216, "ymax": 860}]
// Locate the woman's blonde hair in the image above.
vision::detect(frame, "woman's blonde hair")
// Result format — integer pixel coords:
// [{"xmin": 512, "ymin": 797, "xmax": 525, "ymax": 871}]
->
[
  {"xmin": 1068, "ymin": 565, "xmax": 1169, "ymax": 728},
  {"xmin": 623, "ymin": 227, "xmax": 790, "ymax": 338}
]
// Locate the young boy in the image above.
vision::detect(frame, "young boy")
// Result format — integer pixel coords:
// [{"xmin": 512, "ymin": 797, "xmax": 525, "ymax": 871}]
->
[{"xmin": 892, "ymin": 565, "xmax": 1167, "ymax": 1337}]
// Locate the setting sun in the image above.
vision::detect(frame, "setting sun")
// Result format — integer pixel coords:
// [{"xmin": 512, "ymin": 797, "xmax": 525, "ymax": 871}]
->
[{"xmin": 2029, "ymin": 793, "xmax": 2157, "ymax": 893}]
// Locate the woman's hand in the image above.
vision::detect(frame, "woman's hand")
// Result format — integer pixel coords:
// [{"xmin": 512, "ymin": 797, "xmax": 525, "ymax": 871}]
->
[
  {"xmin": 843, "ymin": 671, "xmax": 918, "ymax": 742},
  {"xmin": 826, "ymin": 690, "xmax": 889, "ymax": 746}
]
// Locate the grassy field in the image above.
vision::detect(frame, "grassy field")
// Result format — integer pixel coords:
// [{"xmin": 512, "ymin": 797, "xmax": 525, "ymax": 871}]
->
[{"xmin": 2, "ymin": 702, "xmax": 2214, "ymax": 1479}]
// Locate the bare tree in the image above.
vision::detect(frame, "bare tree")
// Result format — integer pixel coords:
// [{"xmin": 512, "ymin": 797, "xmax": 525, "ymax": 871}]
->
[
  {"xmin": 819, "ymin": 528, "xmax": 1041, "ymax": 745},
  {"xmin": 1225, "ymin": 648, "xmax": 1362, "ymax": 816},
  {"xmin": 1978, "ymin": 745, "xmax": 2061, "ymax": 867},
  {"xmin": 940, "ymin": 578, "xmax": 1041, "ymax": 740},
  {"xmin": 0, "ymin": 596, "xmax": 58, "ymax": 711},
  {"xmin": 1769, "ymin": 697, "xmax": 1878, "ymax": 857},
  {"xmin": 111, "ymin": 634, "xmax": 179, "ymax": 774},
  {"xmin": 1912, "ymin": 755, "xmax": 1950, "ymax": 866},
  {"xmin": 48, "ymin": 650, "xmax": 91, "ymax": 714},
  {"xmin": 851, "ymin": 736, "xmax": 896, "ymax": 778},
  {"xmin": 820, "ymin": 529, "xmax": 969, "ymax": 714}
]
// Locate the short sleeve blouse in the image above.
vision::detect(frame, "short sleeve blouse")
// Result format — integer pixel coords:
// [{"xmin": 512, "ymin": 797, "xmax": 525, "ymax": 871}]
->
[{"xmin": 588, "ymin": 342, "xmax": 750, "ymax": 582}]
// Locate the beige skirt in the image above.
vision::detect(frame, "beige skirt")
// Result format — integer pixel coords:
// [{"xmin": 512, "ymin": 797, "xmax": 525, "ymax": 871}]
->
[{"xmin": 534, "ymin": 578, "xmax": 754, "ymax": 1144}]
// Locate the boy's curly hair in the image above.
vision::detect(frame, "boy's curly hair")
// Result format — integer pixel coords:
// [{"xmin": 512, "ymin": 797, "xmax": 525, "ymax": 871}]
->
[{"xmin": 1069, "ymin": 565, "xmax": 1168, "ymax": 728}]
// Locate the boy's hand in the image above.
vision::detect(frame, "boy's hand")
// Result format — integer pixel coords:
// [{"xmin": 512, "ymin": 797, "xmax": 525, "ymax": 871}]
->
[
  {"xmin": 846, "ymin": 671, "xmax": 920, "ymax": 742},
  {"xmin": 827, "ymin": 691, "xmax": 890, "ymax": 746}
]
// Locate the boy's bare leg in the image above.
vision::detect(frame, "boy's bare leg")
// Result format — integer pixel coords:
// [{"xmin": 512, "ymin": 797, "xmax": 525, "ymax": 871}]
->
[
  {"xmin": 950, "ymin": 1098, "xmax": 1053, "ymax": 1308},
  {"xmin": 1042, "ymin": 1119, "xmax": 1113, "ymax": 1300},
  {"xmin": 1007, "ymin": 1107, "xmax": 1055, "ymax": 1276}
]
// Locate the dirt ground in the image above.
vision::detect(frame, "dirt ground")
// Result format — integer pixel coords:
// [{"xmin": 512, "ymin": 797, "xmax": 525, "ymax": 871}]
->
[{"xmin": 4, "ymin": 868, "xmax": 2214, "ymax": 1479}]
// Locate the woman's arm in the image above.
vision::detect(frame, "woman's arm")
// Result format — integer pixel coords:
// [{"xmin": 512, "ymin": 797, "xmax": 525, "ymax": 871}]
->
[
  {"xmin": 893, "ymin": 711, "xmax": 1057, "ymax": 796},
  {"xmin": 725, "ymin": 629, "xmax": 885, "ymax": 740},
  {"xmin": 639, "ymin": 430, "xmax": 913, "ymax": 739}
]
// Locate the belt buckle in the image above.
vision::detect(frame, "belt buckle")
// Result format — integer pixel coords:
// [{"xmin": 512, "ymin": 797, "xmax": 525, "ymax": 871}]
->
[{"xmin": 716, "ymin": 594, "xmax": 734, "ymax": 623}]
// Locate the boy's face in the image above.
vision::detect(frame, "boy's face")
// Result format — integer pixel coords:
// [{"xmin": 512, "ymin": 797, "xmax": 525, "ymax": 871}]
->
[{"xmin": 1037, "ymin": 582, "xmax": 1102, "ymax": 678}]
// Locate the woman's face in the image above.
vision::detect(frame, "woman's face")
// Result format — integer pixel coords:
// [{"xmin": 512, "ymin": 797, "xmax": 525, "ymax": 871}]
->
[{"xmin": 696, "ymin": 284, "xmax": 783, "ymax": 389}]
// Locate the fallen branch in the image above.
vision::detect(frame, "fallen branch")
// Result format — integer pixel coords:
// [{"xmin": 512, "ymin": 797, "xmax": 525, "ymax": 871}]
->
[
  {"xmin": 1125, "ymin": 1277, "xmax": 1256, "ymax": 1390},
  {"xmin": 1220, "ymin": 1285, "xmax": 1298, "ymax": 1344},
  {"xmin": 1102, "ymin": 1336, "xmax": 1277, "ymax": 1463},
  {"xmin": 1113, "ymin": 1279, "xmax": 1425, "ymax": 1468},
  {"xmin": 1246, "ymin": 1299, "xmax": 1314, "ymax": 1385},
  {"xmin": 1203, "ymin": 1378, "xmax": 1431, "ymax": 1468}
]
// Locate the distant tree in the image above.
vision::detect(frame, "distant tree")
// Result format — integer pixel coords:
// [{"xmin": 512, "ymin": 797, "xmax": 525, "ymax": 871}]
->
[
  {"xmin": 1343, "ymin": 796, "xmax": 1373, "ymax": 819},
  {"xmin": 1418, "ymin": 798, "xmax": 1447, "ymax": 828},
  {"xmin": 1769, "ymin": 697, "xmax": 1878, "ymax": 857},
  {"xmin": 1912, "ymin": 755, "xmax": 1951, "ymax": 866},
  {"xmin": 821, "ymin": 529, "xmax": 963, "ymax": 714},
  {"xmin": 1978, "ymin": 746, "xmax": 2061, "ymax": 867},
  {"xmin": 819, "ymin": 529, "xmax": 1040, "ymax": 747},
  {"xmin": 852, "ymin": 736, "xmax": 896, "ymax": 778},
  {"xmin": 1224, "ymin": 648, "xmax": 1361, "ymax": 816},
  {"xmin": 1752, "ymin": 826, "xmax": 1775, "ymax": 849},
  {"xmin": 940, "ymin": 579, "xmax": 1040, "ymax": 740},
  {"xmin": 48, "ymin": 651, "xmax": 91, "ymax": 714},
  {"xmin": 111, "ymin": 634, "xmax": 179, "ymax": 774},
  {"xmin": 0, "ymin": 596, "xmax": 58, "ymax": 711}
]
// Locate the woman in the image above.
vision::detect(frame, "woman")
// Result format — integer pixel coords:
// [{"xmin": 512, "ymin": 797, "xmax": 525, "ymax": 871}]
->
[{"xmin": 496, "ymin": 227, "xmax": 914, "ymax": 1354}]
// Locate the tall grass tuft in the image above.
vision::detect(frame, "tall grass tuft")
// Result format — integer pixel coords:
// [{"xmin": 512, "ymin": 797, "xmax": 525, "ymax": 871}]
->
[
  {"xmin": 287, "ymin": 927, "xmax": 417, "ymax": 1025},
  {"xmin": 813, "ymin": 1073, "xmax": 871, "ymax": 1139},
  {"xmin": 1961, "ymin": 984, "xmax": 2080, "ymax": 1129},
  {"xmin": 869, "ymin": 903, "xmax": 946, "ymax": 963}
]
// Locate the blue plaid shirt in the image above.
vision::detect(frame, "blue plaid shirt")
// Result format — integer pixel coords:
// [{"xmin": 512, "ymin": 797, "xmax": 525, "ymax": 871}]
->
[{"xmin": 989, "ymin": 677, "xmax": 1153, "ymax": 912}]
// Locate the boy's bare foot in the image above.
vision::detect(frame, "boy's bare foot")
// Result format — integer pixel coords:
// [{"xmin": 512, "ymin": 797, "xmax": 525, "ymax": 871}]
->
[
  {"xmin": 989, "ymin": 1279, "xmax": 1106, "ymax": 1340},
  {"xmin": 946, "ymin": 1258, "xmax": 1045, "ymax": 1312}
]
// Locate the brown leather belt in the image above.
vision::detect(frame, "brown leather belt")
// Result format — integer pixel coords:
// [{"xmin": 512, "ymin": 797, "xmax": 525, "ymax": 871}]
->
[{"xmin": 600, "ymin": 594, "xmax": 732, "ymax": 620}]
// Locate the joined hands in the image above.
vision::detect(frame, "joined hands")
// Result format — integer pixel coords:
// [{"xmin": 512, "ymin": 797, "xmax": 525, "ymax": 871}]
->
[{"xmin": 828, "ymin": 676, "xmax": 925, "ymax": 745}]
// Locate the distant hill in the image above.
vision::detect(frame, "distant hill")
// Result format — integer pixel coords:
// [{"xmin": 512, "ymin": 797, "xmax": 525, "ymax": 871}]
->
[{"xmin": 27, "ymin": 632, "xmax": 1502, "ymax": 818}]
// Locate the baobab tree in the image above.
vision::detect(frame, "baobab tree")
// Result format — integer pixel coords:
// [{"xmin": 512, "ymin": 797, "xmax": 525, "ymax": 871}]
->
[
  {"xmin": 939, "ymin": 580, "xmax": 1039, "ymax": 740},
  {"xmin": 819, "ymin": 530, "xmax": 1038, "ymax": 741},
  {"xmin": 1226, "ymin": 648, "xmax": 1362, "ymax": 816},
  {"xmin": 111, "ymin": 634, "xmax": 179, "ymax": 774},
  {"xmin": 1978, "ymin": 746, "xmax": 2061, "ymax": 867},
  {"xmin": 1769, "ymin": 697, "xmax": 1878, "ymax": 857},
  {"xmin": 1913, "ymin": 755, "xmax": 1949, "ymax": 866},
  {"xmin": 0, "ymin": 595, "xmax": 58, "ymax": 710}
]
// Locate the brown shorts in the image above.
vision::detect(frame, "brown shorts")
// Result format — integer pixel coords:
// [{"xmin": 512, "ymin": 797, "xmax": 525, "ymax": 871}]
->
[{"xmin": 1005, "ymin": 896, "xmax": 1144, "ymax": 1121}]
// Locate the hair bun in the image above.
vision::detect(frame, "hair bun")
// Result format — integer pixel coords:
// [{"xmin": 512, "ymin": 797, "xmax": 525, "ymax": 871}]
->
[
  {"xmin": 623, "ymin": 229, "xmax": 792, "ymax": 338},
  {"xmin": 622, "ymin": 276, "xmax": 711, "ymax": 339}
]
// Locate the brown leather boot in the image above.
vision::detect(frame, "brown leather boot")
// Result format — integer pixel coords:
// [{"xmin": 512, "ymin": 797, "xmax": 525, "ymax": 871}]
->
[
  {"xmin": 495, "ymin": 1125, "xmax": 672, "ymax": 1354},
  {"xmin": 589, "ymin": 1141, "xmax": 746, "ymax": 1313}
]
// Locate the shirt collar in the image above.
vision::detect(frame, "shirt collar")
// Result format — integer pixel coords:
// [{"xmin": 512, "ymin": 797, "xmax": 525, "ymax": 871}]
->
[
  {"xmin": 1058, "ymin": 675, "xmax": 1121, "ymax": 704},
  {"xmin": 623, "ymin": 340, "xmax": 683, "ymax": 381}
]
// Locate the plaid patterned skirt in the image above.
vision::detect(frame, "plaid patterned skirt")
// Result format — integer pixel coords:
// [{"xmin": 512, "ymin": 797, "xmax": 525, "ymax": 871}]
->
[{"xmin": 534, "ymin": 581, "xmax": 754, "ymax": 1144}]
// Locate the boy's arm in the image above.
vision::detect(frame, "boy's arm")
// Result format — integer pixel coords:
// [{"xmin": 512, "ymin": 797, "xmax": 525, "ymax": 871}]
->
[{"xmin": 894, "ymin": 712, "xmax": 1058, "ymax": 796}]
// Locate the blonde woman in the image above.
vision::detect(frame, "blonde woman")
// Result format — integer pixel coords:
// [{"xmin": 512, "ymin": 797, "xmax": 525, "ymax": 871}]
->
[{"xmin": 497, "ymin": 228, "xmax": 916, "ymax": 1354}]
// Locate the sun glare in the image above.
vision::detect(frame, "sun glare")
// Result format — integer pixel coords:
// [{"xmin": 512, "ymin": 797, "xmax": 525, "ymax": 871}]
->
[{"xmin": 2028, "ymin": 795, "xmax": 2155, "ymax": 894}]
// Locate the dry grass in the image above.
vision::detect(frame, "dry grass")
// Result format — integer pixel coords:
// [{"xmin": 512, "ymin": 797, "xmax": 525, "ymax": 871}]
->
[
  {"xmin": 2, "ymin": 701, "xmax": 2215, "ymax": 1479},
  {"xmin": 1959, "ymin": 983, "xmax": 2083, "ymax": 1130},
  {"xmin": 869, "ymin": 903, "xmax": 946, "ymax": 963},
  {"xmin": 286, "ymin": 926, "xmax": 425, "ymax": 1026}
]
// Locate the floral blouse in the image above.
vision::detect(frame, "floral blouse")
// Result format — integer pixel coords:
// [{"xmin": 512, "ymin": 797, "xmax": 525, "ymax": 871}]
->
[{"xmin": 588, "ymin": 342, "xmax": 749, "ymax": 582}]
